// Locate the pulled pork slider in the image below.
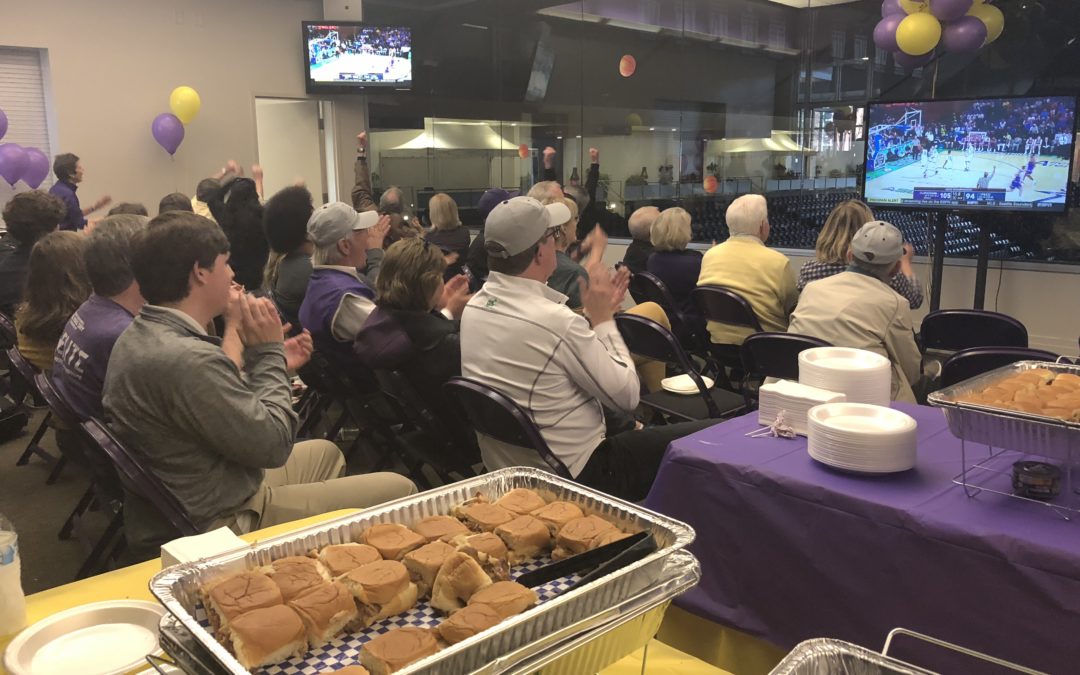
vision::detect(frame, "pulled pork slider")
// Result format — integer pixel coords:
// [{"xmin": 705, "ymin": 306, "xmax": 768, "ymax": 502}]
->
[
  {"xmin": 447, "ymin": 532, "xmax": 510, "ymax": 581},
  {"xmin": 455, "ymin": 502, "xmax": 515, "ymax": 533},
  {"xmin": 430, "ymin": 552, "xmax": 493, "ymax": 614},
  {"xmin": 320, "ymin": 667, "xmax": 371, "ymax": 675},
  {"xmin": 288, "ymin": 580, "xmax": 360, "ymax": 644},
  {"xmin": 413, "ymin": 515, "xmax": 469, "ymax": 543},
  {"xmin": 494, "ymin": 488, "xmax": 547, "ymax": 515},
  {"xmin": 266, "ymin": 556, "xmax": 331, "ymax": 602},
  {"xmin": 467, "ymin": 581, "xmax": 539, "ymax": 620},
  {"xmin": 436, "ymin": 603, "xmax": 503, "ymax": 645},
  {"xmin": 361, "ymin": 523, "xmax": 427, "ymax": 560},
  {"xmin": 530, "ymin": 501, "xmax": 585, "ymax": 537},
  {"xmin": 227, "ymin": 604, "xmax": 307, "ymax": 669},
  {"xmin": 341, "ymin": 560, "xmax": 419, "ymax": 629},
  {"xmin": 403, "ymin": 541, "xmax": 456, "ymax": 599},
  {"xmin": 552, "ymin": 515, "xmax": 617, "ymax": 560},
  {"xmin": 203, "ymin": 570, "xmax": 284, "ymax": 639},
  {"xmin": 591, "ymin": 529, "xmax": 633, "ymax": 548},
  {"xmin": 360, "ymin": 627, "xmax": 440, "ymax": 675},
  {"xmin": 318, "ymin": 543, "xmax": 382, "ymax": 577},
  {"xmin": 494, "ymin": 515, "xmax": 551, "ymax": 564}
]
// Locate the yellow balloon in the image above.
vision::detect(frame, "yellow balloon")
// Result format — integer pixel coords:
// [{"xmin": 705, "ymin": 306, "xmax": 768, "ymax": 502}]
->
[
  {"xmin": 898, "ymin": 0, "xmax": 927, "ymax": 14},
  {"xmin": 169, "ymin": 86, "xmax": 201, "ymax": 124},
  {"xmin": 967, "ymin": 3, "xmax": 1005, "ymax": 44},
  {"xmin": 896, "ymin": 12, "xmax": 942, "ymax": 56}
]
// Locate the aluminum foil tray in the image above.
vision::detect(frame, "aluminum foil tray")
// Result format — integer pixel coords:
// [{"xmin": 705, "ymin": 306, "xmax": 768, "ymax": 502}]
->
[
  {"xmin": 150, "ymin": 467, "xmax": 696, "ymax": 675},
  {"xmin": 770, "ymin": 639, "xmax": 933, "ymax": 675},
  {"xmin": 927, "ymin": 361, "xmax": 1080, "ymax": 461}
]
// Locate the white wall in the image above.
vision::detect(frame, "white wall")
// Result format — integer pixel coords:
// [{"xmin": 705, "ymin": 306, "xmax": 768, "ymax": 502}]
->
[
  {"xmin": 254, "ymin": 98, "xmax": 325, "ymax": 201},
  {"xmin": 0, "ymin": 0, "xmax": 370, "ymax": 211}
]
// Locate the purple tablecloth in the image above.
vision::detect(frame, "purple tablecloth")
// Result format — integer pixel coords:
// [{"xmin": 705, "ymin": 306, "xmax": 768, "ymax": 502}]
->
[{"xmin": 645, "ymin": 403, "xmax": 1080, "ymax": 674}]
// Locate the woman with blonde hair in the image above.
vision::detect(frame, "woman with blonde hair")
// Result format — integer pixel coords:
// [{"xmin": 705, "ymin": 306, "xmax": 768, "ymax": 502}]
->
[
  {"xmin": 544, "ymin": 197, "xmax": 588, "ymax": 310},
  {"xmin": 798, "ymin": 199, "xmax": 923, "ymax": 308},
  {"xmin": 15, "ymin": 231, "xmax": 93, "ymax": 370},
  {"xmin": 646, "ymin": 206, "xmax": 702, "ymax": 316},
  {"xmin": 424, "ymin": 192, "xmax": 470, "ymax": 278}
]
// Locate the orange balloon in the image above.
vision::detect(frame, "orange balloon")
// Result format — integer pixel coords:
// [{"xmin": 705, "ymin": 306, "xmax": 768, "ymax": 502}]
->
[
  {"xmin": 619, "ymin": 54, "xmax": 637, "ymax": 78},
  {"xmin": 518, "ymin": 144, "xmax": 529, "ymax": 159},
  {"xmin": 704, "ymin": 175, "xmax": 718, "ymax": 194}
]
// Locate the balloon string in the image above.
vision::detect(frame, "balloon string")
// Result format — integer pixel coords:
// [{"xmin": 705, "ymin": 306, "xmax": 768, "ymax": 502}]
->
[{"xmin": 932, "ymin": 59, "xmax": 939, "ymax": 99}]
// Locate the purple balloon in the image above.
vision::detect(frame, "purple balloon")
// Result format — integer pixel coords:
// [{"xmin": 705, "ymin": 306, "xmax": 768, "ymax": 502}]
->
[
  {"xmin": 874, "ymin": 15, "xmax": 904, "ymax": 53},
  {"xmin": 881, "ymin": 0, "xmax": 904, "ymax": 17},
  {"xmin": 0, "ymin": 109, "xmax": 7, "ymax": 141},
  {"xmin": 0, "ymin": 143, "xmax": 28, "ymax": 187},
  {"xmin": 942, "ymin": 15, "xmax": 989, "ymax": 54},
  {"xmin": 929, "ymin": 0, "xmax": 974, "ymax": 22},
  {"xmin": 151, "ymin": 113, "xmax": 185, "ymax": 155},
  {"xmin": 893, "ymin": 50, "xmax": 935, "ymax": 70},
  {"xmin": 21, "ymin": 147, "xmax": 50, "ymax": 189}
]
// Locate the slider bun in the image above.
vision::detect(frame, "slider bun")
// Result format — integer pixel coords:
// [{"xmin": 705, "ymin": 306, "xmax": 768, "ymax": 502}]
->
[
  {"xmin": 591, "ymin": 529, "xmax": 633, "ymax": 548},
  {"xmin": 430, "ymin": 552, "xmax": 492, "ymax": 614},
  {"xmin": 457, "ymin": 503, "xmax": 515, "ymax": 532},
  {"xmin": 361, "ymin": 523, "xmax": 427, "ymax": 560},
  {"xmin": 494, "ymin": 488, "xmax": 547, "ymax": 515},
  {"xmin": 203, "ymin": 571, "xmax": 283, "ymax": 635},
  {"xmin": 530, "ymin": 501, "xmax": 585, "ymax": 536},
  {"xmin": 321, "ymin": 667, "xmax": 371, "ymax": 675},
  {"xmin": 555, "ymin": 515, "xmax": 617, "ymax": 557},
  {"xmin": 267, "ymin": 556, "xmax": 331, "ymax": 602},
  {"xmin": 288, "ymin": 580, "xmax": 359, "ymax": 645},
  {"xmin": 413, "ymin": 515, "xmax": 469, "ymax": 543},
  {"xmin": 467, "ymin": 581, "xmax": 538, "ymax": 620},
  {"xmin": 360, "ymin": 627, "xmax": 440, "ymax": 675},
  {"xmin": 318, "ymin": 543, "xmax": 382, "ymax": 577},
  {"xmin": 228, "ymin": 605, "xmax": 307, "ymax": 669},
  {"xmin": 494, "ymin": 515, "xmax": 551, "ymax": 563},
  {"xmin": 375, "ymin": 580, "xmax": 419, "ymax": 621},
  {"xmin": 342, "ymin": 560, "xmax": 411, "ymax": 606},
  {"xmin": 404, "ymin": 541, "xmax": 456, "ymax": 598},
  {"xmin": 437, "ymin": 603, "xmax": 502, "ymax": 644}
]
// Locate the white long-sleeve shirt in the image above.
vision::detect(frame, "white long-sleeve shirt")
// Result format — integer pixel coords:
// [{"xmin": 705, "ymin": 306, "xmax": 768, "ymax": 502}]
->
[{"xmin": 460, "ymin": 272, "xmax": 640, "ymax": 477}]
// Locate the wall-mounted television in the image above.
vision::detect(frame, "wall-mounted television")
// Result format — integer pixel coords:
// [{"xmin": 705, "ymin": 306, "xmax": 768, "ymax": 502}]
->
[
  {"xmin": 303, "ymin": 22, "xmax": 412, "ymax": 93},
  {"xmin": 863, "ymin": 96, "xmax": 1077, "ymax": 213}
]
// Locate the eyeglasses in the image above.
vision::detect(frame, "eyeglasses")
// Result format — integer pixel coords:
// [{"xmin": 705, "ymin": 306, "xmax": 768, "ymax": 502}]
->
[{"xmin": 541, "ymin": 225, "xmax": 562, "ymax": 242}]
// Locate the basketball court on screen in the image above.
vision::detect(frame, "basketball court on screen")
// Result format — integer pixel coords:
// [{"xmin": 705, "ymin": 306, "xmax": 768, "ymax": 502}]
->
[{"xmin": 310, "ymin": 52, "xmax": 410, "ymax": 83}]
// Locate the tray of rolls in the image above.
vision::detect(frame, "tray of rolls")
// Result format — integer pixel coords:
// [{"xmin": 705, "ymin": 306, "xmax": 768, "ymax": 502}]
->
[
  {"xmin": 928, "ymin": 361, "xmax": 1080, "ymax": 459},
  {"xmin": 149, "ymin": 467, "xmax": 696, "ymax": 675}
]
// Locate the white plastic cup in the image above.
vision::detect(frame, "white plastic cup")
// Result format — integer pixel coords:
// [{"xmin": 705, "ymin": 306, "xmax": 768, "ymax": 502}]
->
[{"xmin": 0, "ymin": 527, "xmax": 27, "ymax": 637}]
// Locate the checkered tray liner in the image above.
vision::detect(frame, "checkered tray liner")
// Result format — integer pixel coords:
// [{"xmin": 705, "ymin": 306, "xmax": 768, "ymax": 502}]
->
[{"xmin": 194, "ymin": 557, "xmax": 580, "ymax": 675}]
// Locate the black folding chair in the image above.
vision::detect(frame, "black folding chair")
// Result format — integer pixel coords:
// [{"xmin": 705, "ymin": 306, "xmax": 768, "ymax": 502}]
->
[
  {"xmin": 740, "ymin": 332, "xmax": 831, "ymax": 408},
  {"xmin": 444, "ymin": 377, "xmax": 573, "ymax": 479},
  {"xmin": 920, "ymin": 309, "xmax": 1028, "ymax": 351},
  {"xmin": 691, "ymin": 285, "xmax": 763, "ymax": 388},
  {"xmin": 375, "ymin": 369, "xmax": 481, "ymax": 484},
  {"xmin": 6, "ymin": 346, "xmax": 62, "ymax": 480},
  {"xmin": 940, "ymin": 347, "xmax": 1059, "ymax": 388},
  {"xmin": 615, "ymin": 314, "xmax": 746, "ymax": 422},
  {"xmin": 628, "ymin": 272, "xmax": 705, "ymax": 353}
]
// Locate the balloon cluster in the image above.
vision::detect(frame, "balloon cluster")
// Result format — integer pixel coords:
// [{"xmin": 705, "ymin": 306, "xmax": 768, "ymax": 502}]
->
[
  {"xmin": 152, "ymin": 86, "xmax": 201, "ymax": 155},
  {"xmin": 875, "ymin": 0, "xmax": 1005, "ymax": 69},
  {"xmin": 0, "ymin": 108, "xmax": 52, "ymax": 188}
]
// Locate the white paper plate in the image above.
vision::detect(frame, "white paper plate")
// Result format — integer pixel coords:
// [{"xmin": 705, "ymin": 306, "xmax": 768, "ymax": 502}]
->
[
  {"xmin": 660, "ymin": 374, "xmax": 715, "ymax": 395},
  {"xmin": 4, "ymin": 600, "xmax": 167, "ymax": 675},
  {"xmin": 806, "ymin": 403, "xmax": 917, "ymax": 474},
  {"xmin": 799, "ymin": 347, "xmax": 891, "ymax": 371}
]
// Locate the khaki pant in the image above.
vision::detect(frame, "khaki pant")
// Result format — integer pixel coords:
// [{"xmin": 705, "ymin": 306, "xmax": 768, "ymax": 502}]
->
[
  {"xmin": 624, "ymin": 302, "xmax": 671, "ymax": 393},
  {"xmin": 231, "ymin": 440, "xmax": 418, "ymax": 532}
]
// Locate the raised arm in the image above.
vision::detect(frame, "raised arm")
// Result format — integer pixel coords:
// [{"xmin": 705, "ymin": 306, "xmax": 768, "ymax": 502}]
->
[{"xmin": 351, "ymin": 131, "xmax": 377, "ymax": 212}]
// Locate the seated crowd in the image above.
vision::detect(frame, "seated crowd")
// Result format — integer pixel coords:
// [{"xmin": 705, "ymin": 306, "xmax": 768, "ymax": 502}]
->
[{"xmin": 0, "ymin": 132, "xmax": 927, "ymax": 560}]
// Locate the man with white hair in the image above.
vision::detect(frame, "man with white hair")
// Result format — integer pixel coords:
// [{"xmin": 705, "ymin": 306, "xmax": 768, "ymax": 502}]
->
[
  {"xmin": 623, "ymin": 206, "xmax": 660, "ymax": 275},
  {"xmin": 697, "ymin": 194, "xmax": 798, "ymax": 344},
  {"xmin": 789, "ymin": 220, "xmax": 921, "ymax": 403}
]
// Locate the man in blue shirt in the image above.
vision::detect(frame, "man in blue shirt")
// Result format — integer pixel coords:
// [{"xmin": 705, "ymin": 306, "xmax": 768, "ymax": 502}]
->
[{"xmin": 48, "ymin": 153, "xmax": 111, "ymax": 231}]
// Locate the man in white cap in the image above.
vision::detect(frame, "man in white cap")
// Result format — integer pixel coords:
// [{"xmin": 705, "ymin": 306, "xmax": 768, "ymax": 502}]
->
[
  {"xmin": 297, "ymin": 201, "xmax": 389, "ymax": 379},
  {"xmin": 788, "ymin": 220, "xmax": 921, "ymax": 403},
  {"xmin": 460, "ymin": 196, "xmax": 716, "ymax": 501}
]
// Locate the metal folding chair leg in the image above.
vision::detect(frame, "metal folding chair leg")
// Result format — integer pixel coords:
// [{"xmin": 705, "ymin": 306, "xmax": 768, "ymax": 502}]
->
[
  {"xmin": 75, "ymin": 510, "xmax": 124, "ymax": 580},
  {"xmin": 59, "ymin": 484, "xmax": 97, "ymax": 540},
  {"xmin": 15, "ymin": 410, "xmax": 56, "ymax": 466},
  {"xmin": 46, "ymin": 455, "xmax": 68, "ymax": 485}
]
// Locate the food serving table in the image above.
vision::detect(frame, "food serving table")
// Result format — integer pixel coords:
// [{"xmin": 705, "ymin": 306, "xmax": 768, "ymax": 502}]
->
[
  {"xmin": 1, "ymin": 509, "xmax": 679, "ymax": 675},
  {"xmin": 645, "ymin": 403, "xmax": 1080, "ymax": 675}
]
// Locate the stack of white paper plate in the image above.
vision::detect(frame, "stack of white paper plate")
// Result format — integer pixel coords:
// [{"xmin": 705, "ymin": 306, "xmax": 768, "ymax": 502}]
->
[
  {"xmin": 758, "ymin": 380, "xmax": 847, "ymax": 436},
  {"xmin": 807, "ymin": 402, "xmax": 917, "ymax": 474},
  {"xmin": 799, "ymin": 347, "xmax": 892, "ymax": 407}
]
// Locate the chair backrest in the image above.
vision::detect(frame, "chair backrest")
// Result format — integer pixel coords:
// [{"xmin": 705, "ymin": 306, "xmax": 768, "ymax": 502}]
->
[
  {"xmin": 33, "ymin": 372, "xmax": 81, "ymax": 429},
  {"xmin": 443, "ymin": 377, "xmax": 572, "ymax": 478},
  {"xmin": 741, "ymin": 332, "xmax": 831, "ymax": 382},
  {"xmin": 376, "ymin": 369, "xmax": 480, "ymax": 470},
  {"xmin": 80, "ymin": 418, "xmax": 200, "ymax": 536},
  {"xmin": 629, "ymin": 272, "xmax": 688, "ymax": 327},
  {"xmin": 692, "ymin": 285, "xmax": 764, "ymax": 333},
  {"xmin": 615, "ymin": 313, "xmax": 723, "ymax": 418},
  {"xmin": 940, "ymin": 347, "xmax": 1060, "ymax": 388},
  {"xmin": 5, "ymin": 346, "xmax": 39, "ymax": 387},
  {"xmin": 920, "ymin": 309, "xmax": 1028, "ymax": 351},
  {"xmin": 0, "ymin": 312, "xmax": 15, "ymax": 347}
]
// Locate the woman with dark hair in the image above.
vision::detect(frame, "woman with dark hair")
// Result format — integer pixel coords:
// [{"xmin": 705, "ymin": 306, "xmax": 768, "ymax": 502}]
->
[
  {"xmin": 0, "ymin": 190, "xmax": 66, "ymax": 316},
  {"xmin": 15, "ymin": 231, "xmax": 92, "ymax": 370},
  {"xmin": 263, "ymin": 186, "xmax": 315, "ymax": 328},
  {"xmin": 209, "ymin": 177, "xmax": 268, "ymax": 292}
]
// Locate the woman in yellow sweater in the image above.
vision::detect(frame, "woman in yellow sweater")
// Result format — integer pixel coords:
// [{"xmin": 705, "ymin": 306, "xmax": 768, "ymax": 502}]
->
[{"xmin": 15, "ymin": 231, "xmax": 91, "ymax": 371}]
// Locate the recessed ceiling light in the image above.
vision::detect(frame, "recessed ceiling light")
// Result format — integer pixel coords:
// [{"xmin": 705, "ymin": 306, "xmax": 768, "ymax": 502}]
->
[
  {"xmin": 671, "ymin": 128, "xmax": 677, "ymax": 132},
  {"xmin": 510, "ymin": 123, "xmax": 517, "ymax": 127},
  {"xmin": 576, "ymin": 135, "xmax": 582, "ymax": 138},
  {"xmin": 649, "ymin": 127, "xmax": 656, "ymax": 131},
  {"xmin": 556, "ymin": 136, "xmax": 563, "ymax": 139}
]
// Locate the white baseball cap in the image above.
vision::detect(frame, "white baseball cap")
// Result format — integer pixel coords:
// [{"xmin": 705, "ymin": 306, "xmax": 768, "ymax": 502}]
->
[
  {"xmin": 484, "ymin": 196, "xmax": 572, "ymax": 258},
  {"xmin": 307, "ymin": 202, "xmax": 380, "ymax": 246}
]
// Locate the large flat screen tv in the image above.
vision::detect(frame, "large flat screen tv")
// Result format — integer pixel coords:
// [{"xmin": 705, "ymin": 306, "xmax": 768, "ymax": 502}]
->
[
  {"xmin": 303, "ymin": 22, "xmax": 412, "ymax": 93},
  {"xmin": 863, "ymin": 96, "xmax": 1076, "ymax": 213}
]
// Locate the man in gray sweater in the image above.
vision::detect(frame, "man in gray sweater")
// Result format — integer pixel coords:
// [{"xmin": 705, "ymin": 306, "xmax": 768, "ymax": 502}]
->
[{"xmin": 103, "ymin": 212, "xmax": 415, "ymax": 553}]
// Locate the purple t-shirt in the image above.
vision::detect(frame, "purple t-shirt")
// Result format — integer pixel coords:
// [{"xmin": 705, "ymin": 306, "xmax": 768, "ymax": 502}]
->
[{"xmin": 53, "ymin": 295, "xmax": 135, "ymax": 420}]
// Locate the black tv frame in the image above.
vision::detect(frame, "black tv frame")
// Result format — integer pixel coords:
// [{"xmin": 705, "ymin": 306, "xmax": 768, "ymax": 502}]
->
[
  {"xmin": 862, "ymin": 94, "xmax": 1077, "ymax": 214},
  {"xmin": 302, "ymin": 21, "xmax": 413, "ymax": 94}
]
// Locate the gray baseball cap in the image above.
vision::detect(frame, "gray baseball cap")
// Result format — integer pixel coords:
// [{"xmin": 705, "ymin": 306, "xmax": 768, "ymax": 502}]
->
[
  {"xmin": 485, "ymin": 196, "xmax": 571, "ymax": 258},
  {"xmin": 307, "ymin": 202, "xmax": 379, "ymax": 246},
  {"xmin": 851, "ymin": 220, "xmax": 903, "ymax": 265}
]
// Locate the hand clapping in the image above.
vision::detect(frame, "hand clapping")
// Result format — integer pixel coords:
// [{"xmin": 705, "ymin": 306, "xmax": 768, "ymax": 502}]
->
[{"xmin": 576, "ymin": 226, "xmax": 626, "ymax": 326}]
